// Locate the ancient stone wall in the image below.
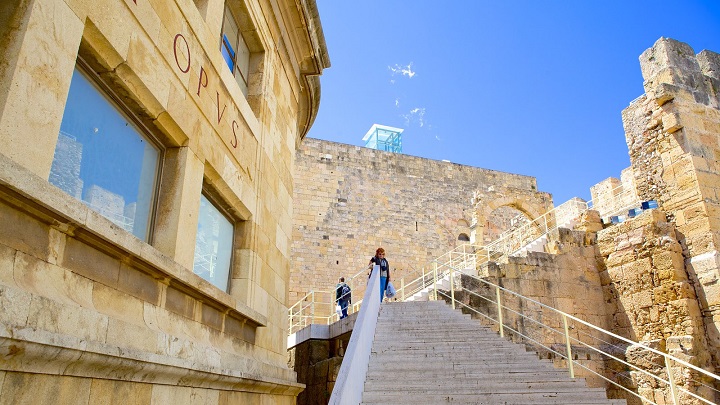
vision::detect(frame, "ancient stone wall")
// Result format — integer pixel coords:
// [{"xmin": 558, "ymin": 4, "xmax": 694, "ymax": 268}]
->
[
  {"xmin": 291, "ymin": 137, "xmax": 550, "ymax": 304},
  {"xmin": 622, "ymin": 38, "xmax": 720, "ymax": 362},
  {"xmin": 590, "ymin": 168, "xmax": 639, "ymax": 221},
  {"xmin": 597, "ymin": 209, "xmax": 714, "ymax": 403}
]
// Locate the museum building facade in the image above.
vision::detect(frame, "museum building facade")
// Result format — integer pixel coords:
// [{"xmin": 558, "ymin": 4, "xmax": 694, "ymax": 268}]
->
[{"xmin": 0, "ymin": 0, "xmax": 329, "ymax": 402}]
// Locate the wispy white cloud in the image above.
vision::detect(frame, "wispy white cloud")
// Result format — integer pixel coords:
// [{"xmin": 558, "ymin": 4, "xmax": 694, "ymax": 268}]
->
[
  {"xmin": 435, "ymin": 135, "xmax": 442, "ymax": 141},
  {"xmin": 401, "ymin": 107, "xmax": 426, "ymax": 127},
  {"xmin": 388, "ymin": 63, "xmax": 416, "ymax": 79},
  {"xmin": 395, "ymin": 98, "xmax": 400, "ymax": 107}
]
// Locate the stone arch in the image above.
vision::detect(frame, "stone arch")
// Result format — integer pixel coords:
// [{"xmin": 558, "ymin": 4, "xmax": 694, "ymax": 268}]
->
[
  {"xmin": 471, "ymin": 190, "xmax": 553, "ymax": 246},
  {"xmin": 458, "ymin": 233, "xmax": 470, "ymax": 241}
]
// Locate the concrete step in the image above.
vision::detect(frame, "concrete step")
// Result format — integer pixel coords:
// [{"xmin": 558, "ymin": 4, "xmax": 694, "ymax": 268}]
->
[
  {"xmin": 360, "ymin": 301, "xmax": 624, "ymax": 405},
  {"xmin": 365, "ymin": 370, "xmax": 578, "ymax": 382},
  {"xmin": 361, "ymin": 392, "xmax": 626, "ymax": 405},
  {"xmin": 363, "ymin": 383, "xmax": 608, "ymax": 394}
]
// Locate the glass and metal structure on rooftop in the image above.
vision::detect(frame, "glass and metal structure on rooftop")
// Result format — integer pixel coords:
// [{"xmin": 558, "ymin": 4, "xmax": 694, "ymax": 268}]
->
[{"xmin": 362, "ymin": 124, "xmax": 403, "ymax": 153}]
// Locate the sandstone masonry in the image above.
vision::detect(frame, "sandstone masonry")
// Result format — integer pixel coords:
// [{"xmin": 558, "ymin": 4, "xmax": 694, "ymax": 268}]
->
[
  {"xmin": 290, "ymin": 137, "xmax": 551, "ymax": 304},
  {"xmin": 0, "ymin": 0, "xmax": 329, "ymax": 403}
]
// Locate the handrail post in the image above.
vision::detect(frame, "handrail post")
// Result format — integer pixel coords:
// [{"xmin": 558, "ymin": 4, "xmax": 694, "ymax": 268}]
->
[
  {"xmin": 349, "ymin": 277, "xmax": 354, "ymax": 314},
  {"xmin": 401, "ymin": 277, "xmax": 405, "ymax": 301},
  {"xmin": 330, "ymin": 288, "xmax": 335, "ymax": 324},
  {"xmin": 665, "ymin": 356, "xmax": 679, "ymax": 405},
  {"xmin": 450, "ymin": 265, "xmax": 455, "ymax": 309},
  {"xmin": 496, "ymin": 286, "xmax": 504, "ymax": 338},
  {"xmin": 310, "ymin": 291, "xmax": 315, "ymax": 325},
  {"xmin": 563, "ymin": 314, "xmax": 575, "ymax": 378},
  {"xmin": 433, "ymin": 262, "xmax": 438, "ymax": 301}
]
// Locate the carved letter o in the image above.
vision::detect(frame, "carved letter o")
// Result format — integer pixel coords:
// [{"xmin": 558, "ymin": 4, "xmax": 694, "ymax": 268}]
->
[{"xmin": 173, "ymin": 33, "xmax": 190, "ymax": 74}]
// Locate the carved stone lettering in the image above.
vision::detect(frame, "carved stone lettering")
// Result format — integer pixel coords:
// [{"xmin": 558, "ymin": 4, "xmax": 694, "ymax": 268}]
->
[
  {"xmin": 197, "ymin": 67, "xmax": 208, "ymax": 96},
  {"xmin": 173, "ymin": 34, "xmax": 190, "ymax": 74},
  {"xmin": 216, "ymin": 92, "xmax": 227, "ymax": 125}
]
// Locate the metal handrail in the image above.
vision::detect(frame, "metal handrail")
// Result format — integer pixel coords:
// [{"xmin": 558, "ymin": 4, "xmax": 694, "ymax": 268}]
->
[
  {"xmin": 423, "ymin": 262, "xmax": 720, "ymax": 405},
  {"xmin": 288, "ymin": 265, "xmax": 370, "ymax": 335}
]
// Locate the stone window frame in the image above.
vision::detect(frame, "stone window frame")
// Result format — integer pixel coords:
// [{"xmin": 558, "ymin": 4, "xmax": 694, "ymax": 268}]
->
[
  {"xmin": 52, "ymin": 57, "xmax": 166, "ymax": 244},
  {"xmin": 220, "ymin": 0, "xmax": 264, "ymax": 99}
]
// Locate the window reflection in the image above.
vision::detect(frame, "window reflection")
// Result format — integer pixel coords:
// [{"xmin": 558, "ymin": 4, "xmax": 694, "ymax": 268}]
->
[
  {"xmin": 49, "ymin": 67, "xmax": 160, "ymax": 241},
  {"xmin": 194, "ymin": 194, "xmax": 234, "ymax": 291},
  {"xmin": 221, "ymin": 4, "xmax": 250, "ymax": 96}
]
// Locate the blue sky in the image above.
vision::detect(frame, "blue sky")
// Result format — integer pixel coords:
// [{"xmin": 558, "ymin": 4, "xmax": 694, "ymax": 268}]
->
[{"xmin": 307, "ymin": 1, "xmax": 720, "ymax": 204}]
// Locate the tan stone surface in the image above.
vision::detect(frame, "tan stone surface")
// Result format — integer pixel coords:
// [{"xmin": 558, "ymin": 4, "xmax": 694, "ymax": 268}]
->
[
  {"xmin": 291, "ymin": 137, "xmax": 548, "ymax": 304},
  {"xmin": 0, "ymin": 0, "xmax": 328, "ymax": 401},
  {"xmin": 88, "ymin": 379, "xmax": 153, "ymax": 405},
  {"xmin": 152, "ymin": 147, "xmax": 205, "ymax": 269},
  {"xmin": 0, "ymin": 0, "xmax": 83, "ymax": 178},
  {"xmin": 0, "ymin": 373, "xmax": 91, "ymax": 405}
]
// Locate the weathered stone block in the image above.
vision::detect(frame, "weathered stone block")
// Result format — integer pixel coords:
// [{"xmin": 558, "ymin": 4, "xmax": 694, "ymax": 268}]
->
[
  {"xmin": 61, "ymin": 237, "xmax": 120, "ymax": 288},
  {"xmin": 14, "ymin": 251, "xmax": 94, "ymax": 309},
  {"xmin": 0, "ymin": 373, "xmax": 91, "ymax": 405},
  {"xmin": 105, "ymin": 317, "xmax": 159, "ymax": 353},
  {"xmin": 698, "ymin": 48, "xmax": 720, "ymax": 78},
  {"xmin": 117, "ymin": 264, "xmax": 160, "ymax": 305},
  {"xmin": 88, "ymin": 378, "xmax": 153, "ymax": 405},
  {"xmin": 307, "ymin": 340, "xmax": 330, "ymax": 365},
  {"xmin": 0, "ymin": 200, "xmax": 51, "ymax": 262},
  {"xmin": 91, "ymin": 282, "xmax": 146, "ymax": 327},
  {"xmin": 0, "ymin": 284, "xmax": 31, "ymax": 327},
  {"xmin": 201, "ymin": 303, "xmax": 224, "ymax": 331},
  {"xmin": 152, "ymin": 385, "xmax": 219, "ymax": 405},
  {"xmin": 165, "ymin": 285, "xmax": 196, "ymax": 319}
]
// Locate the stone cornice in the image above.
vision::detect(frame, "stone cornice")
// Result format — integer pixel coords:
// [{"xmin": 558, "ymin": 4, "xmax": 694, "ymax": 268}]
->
[{"xmin": 0, "ymin": 335, "xmax": 303, "ymax": 395}]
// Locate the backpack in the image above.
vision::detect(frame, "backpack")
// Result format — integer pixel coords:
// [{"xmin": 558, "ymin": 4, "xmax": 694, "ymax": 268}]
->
[{"xmin": 338, "ymin": 283, "xmax": 351, "ymax": 301}]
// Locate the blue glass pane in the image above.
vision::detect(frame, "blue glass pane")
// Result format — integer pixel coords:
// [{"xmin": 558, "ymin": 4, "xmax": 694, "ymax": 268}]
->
[
  {"xmin": 222, "ymin": 35, "xmax": 236, "ymax": 72},
  {"xmin": 194, "ymin": 195, "xmax": 234, "ymax": 291},
  {"xmin": 49, "ymin": 68, "xmax": 159, "ymax": 241}
]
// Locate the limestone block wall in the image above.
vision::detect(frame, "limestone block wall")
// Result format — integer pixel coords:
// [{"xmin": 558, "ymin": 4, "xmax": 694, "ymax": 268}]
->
[
  {"xmin": 590, "ymin": 168, "xmax": 640, "ymax": 220},
  {"xmin": 622, "ymin": 38, "xmax": 720, "ymax": 360},
  {"xmin": 0, "ymin": 0, "xmax": 328, "ymax": 402},
  {"xmin": 291, "ymin": 137, "xmax": 545, "ymax": 304},
  {"xmin": 597, "ymin": 209, "xmax": 714, "ymax": 403}
]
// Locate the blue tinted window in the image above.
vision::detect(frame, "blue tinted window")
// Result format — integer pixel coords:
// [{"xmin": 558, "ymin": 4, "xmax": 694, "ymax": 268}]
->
[
  {"xmin": 50, "ymin": 67, "xmax": 160, "ymax": 241},
  {"xmin": 222, "ymin": 35, "xmax": 236, "ymax": 71},
  {"xmin": 194, "ymin": 194, "xmax": 234, "ymax": 291}
]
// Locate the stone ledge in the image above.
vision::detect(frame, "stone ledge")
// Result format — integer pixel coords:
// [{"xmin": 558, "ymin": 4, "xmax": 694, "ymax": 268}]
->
[
  {"xmin": 288, "ymin": 311, "xmax": 358, "ymax": 349},
  {"xmin": 0, "ymin": 151, "xmax": 266, "ymax": 328},
  {"xmin": 0, "ymin": 335, "xmax": 303, "ymax": 396}
]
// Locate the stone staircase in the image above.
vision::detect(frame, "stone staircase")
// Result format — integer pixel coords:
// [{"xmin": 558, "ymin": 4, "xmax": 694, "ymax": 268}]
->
[{"xmin": 361, "ymin": 301, "xmax": 625, "ymax": 405}]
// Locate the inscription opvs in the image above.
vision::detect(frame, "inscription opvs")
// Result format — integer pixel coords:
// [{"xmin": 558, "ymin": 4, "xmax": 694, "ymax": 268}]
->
[{"xmin": 172, "ymin": 33, "xmax": 240, "ymax": 150}]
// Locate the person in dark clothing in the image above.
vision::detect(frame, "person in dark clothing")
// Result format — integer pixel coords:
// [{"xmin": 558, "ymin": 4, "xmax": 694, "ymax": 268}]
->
[
  {"xmin": 335, "ymin": 277, "xmax": 351, "ymax": 319},
  {"xmin": 368, "ymin": 247, "xmax": 390, "ymax": 303}
]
